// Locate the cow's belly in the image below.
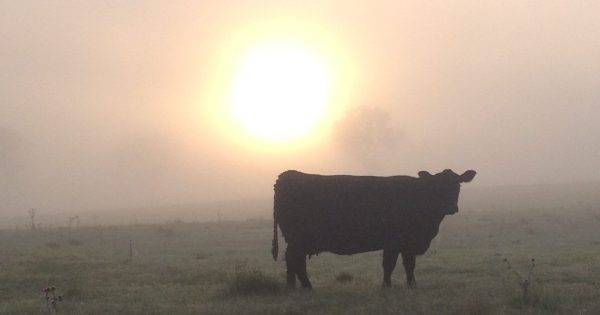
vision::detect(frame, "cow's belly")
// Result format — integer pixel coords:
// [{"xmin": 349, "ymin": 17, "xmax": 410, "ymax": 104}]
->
[
  {"xmin": 327, "ymin": 245, "xmax": 382, "ymax": 255},
  {"xmin": 312, "ymin": 230, "xmax": 385, "ymax": 255}
]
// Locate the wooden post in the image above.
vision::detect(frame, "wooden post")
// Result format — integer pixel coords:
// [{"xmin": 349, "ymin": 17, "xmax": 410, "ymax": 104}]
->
[
  {"xmin": 28, "ymin": 208, "xmax": 36, "ymax": 231},
  {"xmin": 128, "ymin": 239, "xmax": 133, "ymax": 263}
]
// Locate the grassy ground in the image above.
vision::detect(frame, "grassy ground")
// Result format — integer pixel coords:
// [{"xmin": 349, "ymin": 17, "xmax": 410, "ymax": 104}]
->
[{"xmin": 1, "ymin": 207, "xmax": 599, "ymax": 315}]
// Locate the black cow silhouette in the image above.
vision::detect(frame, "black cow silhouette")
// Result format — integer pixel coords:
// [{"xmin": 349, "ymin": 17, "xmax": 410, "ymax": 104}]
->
[{"xmin": 272, "ymin": 169, "xmax": 476, "ymax": 289}]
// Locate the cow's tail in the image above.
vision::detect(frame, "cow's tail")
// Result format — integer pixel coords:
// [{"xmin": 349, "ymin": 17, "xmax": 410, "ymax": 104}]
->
[{"xmin": 271, "ymin": 212, "xmax": 279, "ymax": 261}]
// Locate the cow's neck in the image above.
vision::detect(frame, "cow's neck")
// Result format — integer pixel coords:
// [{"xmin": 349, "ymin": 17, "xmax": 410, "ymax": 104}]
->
[
  {"xmin": 422, "ymin": 212, "xmax": 445, "ymax": 237},
  {"xmin": 409, "ymin": 212, "xmax": 446, "ymax": 255},
  {"xmin": 431, "ymin": 213, "xmax": 446, "ymax": 229}
]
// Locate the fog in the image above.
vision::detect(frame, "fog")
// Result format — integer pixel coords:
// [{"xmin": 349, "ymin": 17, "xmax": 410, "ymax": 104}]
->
[{"xmin": 2, "ymin": 1, "xmax": 600, "ymax": 217}]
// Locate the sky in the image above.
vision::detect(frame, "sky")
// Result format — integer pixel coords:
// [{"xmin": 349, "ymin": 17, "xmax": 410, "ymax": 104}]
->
[{"xmin": 1, "ymin": 1, "xmax": 600, "ymax": 214}]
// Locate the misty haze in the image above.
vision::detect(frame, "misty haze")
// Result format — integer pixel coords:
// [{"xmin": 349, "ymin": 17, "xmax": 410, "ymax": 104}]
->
[{"xmin": 1, "ymin": 1, "xmax": 599, "ymax": 314}]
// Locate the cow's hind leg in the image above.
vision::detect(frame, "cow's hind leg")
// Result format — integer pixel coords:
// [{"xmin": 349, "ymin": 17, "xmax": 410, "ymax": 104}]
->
[
  {"xmin": 285, "ymin": 246, "xmax": 297, "ymax": 288},
  {"xmin": 382, "ymin": 248, "xmax": 400, "ymax": 288},
  {"xmin": 286, "ymin": 245, "xmax": 312, "ymax": 289},
  {"xmin": 295, "ymin": 252, "xmax": 312, "ymax": 289},
  {"xmin": 401, "ymin": 252, "xmax": 417, "ymax": 288},
  {"xmin": 285, "ymin": 245, "xmax": 312, "ymax": 289}
]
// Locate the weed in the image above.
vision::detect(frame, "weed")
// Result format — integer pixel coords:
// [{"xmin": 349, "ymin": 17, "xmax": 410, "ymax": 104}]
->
[
  {"xmin": 43, "ymin": 286, "xmax": 63, "ymax": 315},
  {"xmin": 503, "ymin": 257, "xmax": 535, "ymax": 304}
]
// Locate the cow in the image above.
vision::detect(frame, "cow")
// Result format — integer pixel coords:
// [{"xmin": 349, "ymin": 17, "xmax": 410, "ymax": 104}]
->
[{"xmin": 271, "ymin": 169, "xmax": 476, "ymax": 289}]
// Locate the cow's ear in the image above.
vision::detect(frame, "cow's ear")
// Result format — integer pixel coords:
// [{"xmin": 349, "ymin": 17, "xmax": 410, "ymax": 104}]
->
[
  {"xmin": 459, "ymin": 170, "xmax": 477, "ymax": 183},
  {"xmin": 418, "ymin": 171, "xmax": 432, "ymax": 178}
]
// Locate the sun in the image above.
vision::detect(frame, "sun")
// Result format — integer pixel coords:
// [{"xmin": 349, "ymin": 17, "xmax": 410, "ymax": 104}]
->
[{"xmin": 229, "ymin": 41, "xmax": 333, "ymax": 143}]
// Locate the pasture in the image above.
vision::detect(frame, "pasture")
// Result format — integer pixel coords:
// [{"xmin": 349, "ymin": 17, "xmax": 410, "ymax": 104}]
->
[{"xmin": 1, "ymin": 206, "xmax": 599, "ymax": 314}]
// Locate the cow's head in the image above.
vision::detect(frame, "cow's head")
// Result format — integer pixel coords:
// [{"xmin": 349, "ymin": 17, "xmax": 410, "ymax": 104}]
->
[{"xmin": 418, "ymin": 169, "xmax": 476, "ymax": 215}]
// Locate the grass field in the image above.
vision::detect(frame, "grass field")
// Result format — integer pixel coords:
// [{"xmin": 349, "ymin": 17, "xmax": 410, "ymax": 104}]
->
[{"xmin": 1, "ymin": 206, "xmax": 599, "ymax": 315}]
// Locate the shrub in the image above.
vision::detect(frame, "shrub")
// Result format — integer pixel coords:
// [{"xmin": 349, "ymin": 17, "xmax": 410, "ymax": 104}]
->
[
  {"xmin": 68, "ymin": 240, "xmax": 83, "ymax": 246},
  {"xmin": 453, "ymin": 301, "xmax": 490, "ymax": 315},
  {"xmin": 335, "ymin": 272, "xmax": 353, "ymax": 284},
  {"xmin": 45, "ymin": 242, "xmax": 61, "ymax": 249},
  {"xmin": 227, "ymin": 269, "xmax": 281, "ymax": 296}
]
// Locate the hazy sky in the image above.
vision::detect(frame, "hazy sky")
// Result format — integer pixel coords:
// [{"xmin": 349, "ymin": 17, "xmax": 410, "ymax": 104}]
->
[{"xmin": 2, "ymin": 1, "xmax": 600, "ymax": 214}]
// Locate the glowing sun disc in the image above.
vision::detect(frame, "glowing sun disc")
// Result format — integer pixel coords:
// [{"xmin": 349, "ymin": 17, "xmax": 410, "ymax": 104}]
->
[{"xmin": 230, "ymin": 41, "xmax": 332, "ymax": 142}]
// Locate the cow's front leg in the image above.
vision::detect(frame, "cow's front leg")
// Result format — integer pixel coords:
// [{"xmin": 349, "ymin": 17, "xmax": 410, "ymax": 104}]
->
[
  {"xmin": 401, "ymin": 252, "xmax": 416, "ymax": 288},
  {"xmin": 382, "ymin": 248, "xmax": 399, "ymax": 288}
]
